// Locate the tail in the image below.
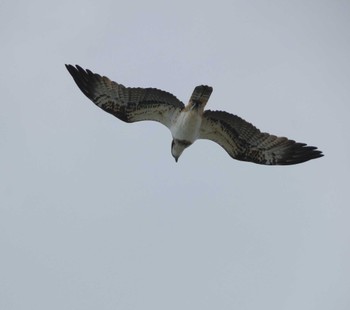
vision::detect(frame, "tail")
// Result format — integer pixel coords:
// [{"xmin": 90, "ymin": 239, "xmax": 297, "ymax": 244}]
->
[{"xmin": 190, "ymin": 85, "xmax": 213, "ymax": 106}]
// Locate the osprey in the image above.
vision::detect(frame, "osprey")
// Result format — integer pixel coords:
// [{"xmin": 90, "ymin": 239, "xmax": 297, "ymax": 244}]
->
[{"xmin": 66, "ymin": 65, "xmax": 323, "ymax": 165}]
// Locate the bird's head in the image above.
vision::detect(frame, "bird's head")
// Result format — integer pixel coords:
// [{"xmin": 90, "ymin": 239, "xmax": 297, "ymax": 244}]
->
[{"xmin": 171, "ymin": 139, "xmax": 192, "ymax": 162}]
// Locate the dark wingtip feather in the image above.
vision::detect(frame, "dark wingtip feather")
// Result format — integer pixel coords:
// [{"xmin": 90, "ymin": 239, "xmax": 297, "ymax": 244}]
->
[
  {"xmin": 278, "ymin": 143, "xmax": 324, "ymax": 165},
  {"xmin": 65, "ymin": 64, "xmax": 96, "ymax": 101}
]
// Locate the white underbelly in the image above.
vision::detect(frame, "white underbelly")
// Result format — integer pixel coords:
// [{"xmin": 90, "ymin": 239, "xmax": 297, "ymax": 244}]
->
[{"xmin": 170, "ymin": 110, "xmax": 202, "ymax": 142}]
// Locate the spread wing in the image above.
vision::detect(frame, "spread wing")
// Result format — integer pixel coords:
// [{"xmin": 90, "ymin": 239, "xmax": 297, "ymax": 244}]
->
[
  {"xmin": 199, "ymin": 110, "xmax": 323, "ymax": 165},
  {"xmin": 65, "ymin": 65, "xmax": 184, "ymax": 128}
]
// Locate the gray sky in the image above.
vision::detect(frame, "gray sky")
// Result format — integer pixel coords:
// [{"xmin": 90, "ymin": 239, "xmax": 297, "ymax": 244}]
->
[{"xmin": 1, "ymin": 0, "xmax": 349, "ymax": 309}]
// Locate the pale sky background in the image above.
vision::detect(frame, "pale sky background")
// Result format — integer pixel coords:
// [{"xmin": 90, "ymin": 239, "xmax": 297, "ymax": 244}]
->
[{"xmin": 1, "ymin": 0, "xmax": 349, "ymax": 309}]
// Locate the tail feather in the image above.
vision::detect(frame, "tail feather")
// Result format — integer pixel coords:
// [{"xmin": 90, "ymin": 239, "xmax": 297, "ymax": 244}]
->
[{"xmin": 190, "ymin": 85, "xmax": 213, "ymax": 105}]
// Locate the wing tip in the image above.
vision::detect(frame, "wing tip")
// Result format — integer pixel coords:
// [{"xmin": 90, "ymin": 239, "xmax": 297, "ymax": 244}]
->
[
  {"xmin": 277, "ymin": 144, "xmax": 324, "ymax": 165},
  {"xmin": 65, "ymin": 64, "xmax": 96, "ymax": 100}
]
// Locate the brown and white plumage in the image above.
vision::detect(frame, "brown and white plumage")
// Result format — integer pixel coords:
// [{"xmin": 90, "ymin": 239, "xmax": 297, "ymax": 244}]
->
[
  {"xmin": 66, "ymin": 64, "xmax": 323, "ymax": 165},
  {"xmin": 200, "ymin": 111, "xmax": 322, "ymax": 165},
  {"xmin": 65, "ymin": 65, "xmax": 184, "ymax": 128}
]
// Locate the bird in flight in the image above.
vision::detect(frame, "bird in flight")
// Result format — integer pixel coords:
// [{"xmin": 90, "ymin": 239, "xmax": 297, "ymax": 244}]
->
[{"xmin": 66, "ymin": 65, "xmax": 323, "ymax": 165}]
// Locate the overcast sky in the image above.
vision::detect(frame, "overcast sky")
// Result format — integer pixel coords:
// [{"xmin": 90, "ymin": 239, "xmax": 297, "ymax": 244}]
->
[{"xmin": 1, "ymin": 0, "xmax": 350, "ymax": 309}]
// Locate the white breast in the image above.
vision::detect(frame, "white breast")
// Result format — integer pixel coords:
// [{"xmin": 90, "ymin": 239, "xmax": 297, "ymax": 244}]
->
[{"xmin": 170, "ymin": 110, "xmax": 202, "ymax": 142}]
